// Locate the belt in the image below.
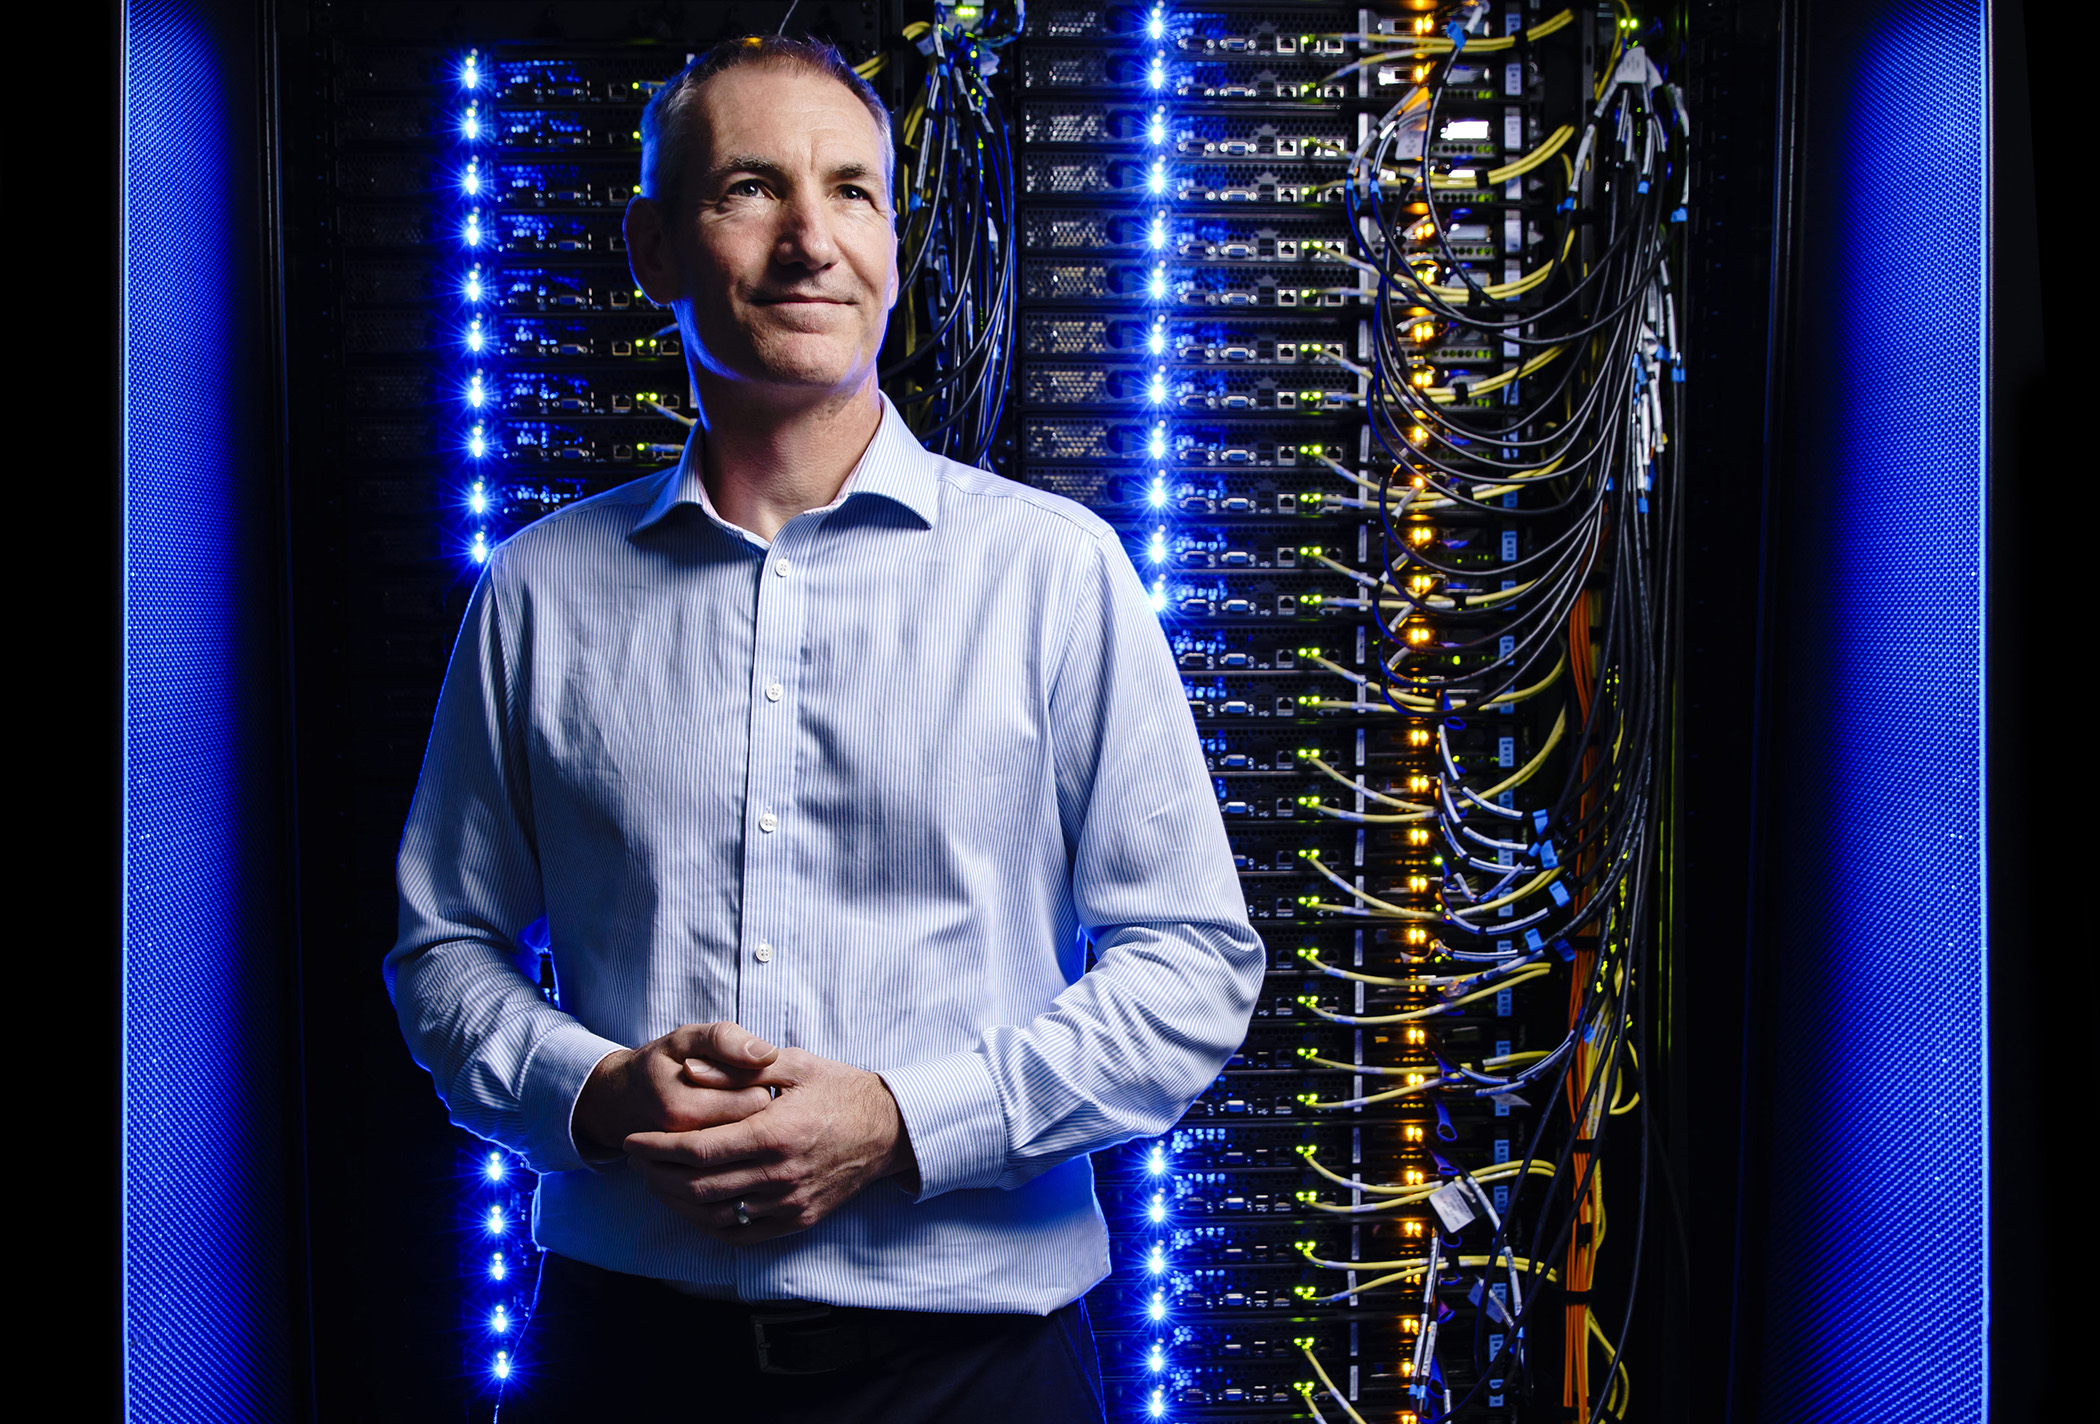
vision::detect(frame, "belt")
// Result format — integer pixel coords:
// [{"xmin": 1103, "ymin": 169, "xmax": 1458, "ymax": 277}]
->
[{"xmin": 733, "ymin": 1302, "xmax": 987, "ymax": 1376}]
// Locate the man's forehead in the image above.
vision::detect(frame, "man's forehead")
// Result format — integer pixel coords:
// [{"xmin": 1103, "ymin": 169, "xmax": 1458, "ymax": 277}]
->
[{"xmin": 694, "ymin": 67, "xmax": 888, "ymax": 162}]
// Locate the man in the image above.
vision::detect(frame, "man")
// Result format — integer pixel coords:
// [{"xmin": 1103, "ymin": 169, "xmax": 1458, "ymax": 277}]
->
[{"xmin": 387, "ymin": 35, "xmax": 1263, "ymax": 1422}]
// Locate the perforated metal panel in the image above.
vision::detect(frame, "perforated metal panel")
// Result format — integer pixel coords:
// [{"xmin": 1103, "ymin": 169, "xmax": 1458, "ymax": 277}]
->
[
  {"xmin": 123, "ymin": 2, "xmax": 291, "ymax": 1420},
  {"xmin": 1754, "ymin": 3, "xmax": 1990, "ymax": 1420}
]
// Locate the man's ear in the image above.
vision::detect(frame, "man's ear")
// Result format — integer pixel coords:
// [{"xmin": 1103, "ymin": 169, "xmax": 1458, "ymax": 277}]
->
[{"xmin": 624, "ymin": 195, "xmax": 681, "ymax": 307}]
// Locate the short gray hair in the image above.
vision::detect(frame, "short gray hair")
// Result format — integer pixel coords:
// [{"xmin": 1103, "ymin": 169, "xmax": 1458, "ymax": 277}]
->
[{"xmin": 638, "ymin": 36, "xmax": 896, "ymax": 222}]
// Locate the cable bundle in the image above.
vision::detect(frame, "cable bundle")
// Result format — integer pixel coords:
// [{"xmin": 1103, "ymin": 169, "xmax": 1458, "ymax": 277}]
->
[
  {"xmin": 1288, "ymin": 6, "xmax": 1688, "ymax": 1420},
  {"xmin": 871, "ymin": 6, "xmax": 1022, "ymax": 466}
]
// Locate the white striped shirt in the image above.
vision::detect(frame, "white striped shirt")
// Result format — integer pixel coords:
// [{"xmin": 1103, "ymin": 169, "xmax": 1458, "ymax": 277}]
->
[{"xmin": 387, "ymin": 393, "xmax": 1264, "ymax": 1313}]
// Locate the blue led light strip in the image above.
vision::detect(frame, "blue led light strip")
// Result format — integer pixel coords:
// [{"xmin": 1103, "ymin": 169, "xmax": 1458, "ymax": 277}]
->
[{"xmin": 457, "ymin": 47, "xmax": 495, "ymax": 566}]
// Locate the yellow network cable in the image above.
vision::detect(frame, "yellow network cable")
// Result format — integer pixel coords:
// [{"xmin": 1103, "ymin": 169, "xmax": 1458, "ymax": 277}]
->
[
  {"xmin": 1326, "ymin": 7, "xmax": 1575, "ymax": 77},
  {"xmin": 1294, "ymin": 1344, "xmax": 1371, "ymax": 1424},
  {"xmin": 1299, "ymin": 851, "xmax": 1436, "ymax": 920},
  {"xmin": 1296, "ymin": 1250, "xmax": 1560, "ymax": 1299},
  {"xmin": 1303, "ymin": 754, "xmax": 1430, "ymax": 811},
  {"xmin": 1297, "ymin": 1048, "xmax": 1553, "ymax": 1077},
  {"xmin": 1298, "ymin": 1150, "xmax": 1557, "ymax": 1201},
  {"xmin": 1303, "ymin": 651, "xmax": 1568, "ymax": 715},
  {"xmin": 1428, "ymin": 124, "xmax": 1574, "ymax": 189},
  {"xmin": 1419, "ymin": 230, "xmax": 1576, "ymax": 303},
  {"xmin": 1298, "ymin": 959, "xmax": 1555, "ymax": 1030},
  {"xmin": 1424, "ymin": 343, "xmax": 1567, "ymax": 404}
]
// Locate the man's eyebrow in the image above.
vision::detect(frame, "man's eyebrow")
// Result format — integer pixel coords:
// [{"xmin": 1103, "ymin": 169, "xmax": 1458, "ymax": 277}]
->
[
  {"xmin": 699, "ymin": 156, "xmax": 884, "ymax": 192},
  {"xmin": 700, "ymin": 155, "xmax": 790, "ymax": 189}
]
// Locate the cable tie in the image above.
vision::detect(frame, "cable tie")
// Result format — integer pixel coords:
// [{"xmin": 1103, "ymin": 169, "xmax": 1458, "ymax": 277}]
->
[
  {"xmin": 1536, "ymin": 839, "xmax": 1558, "ymax": 869},
  {"xmin": 1532, "ymin": 809, "xmax": 1550, "ymax": 835},
  {"xmin": 1669, "ymin": 204, "xmax": 1688, "ymax": 223},
  {"xmin": 1546, "ymin": 880, "xmax": 1570, "ymax": 908},
  {"xmin": 1552, "ymin": 936, "xmax": 1574, "ymax": 961},
  {"xmin": 1524, "ymin": 927, "xmax": 1544, "ymax": 953},
  {"xmin": 1636, "ymin": 179, "xmax": 1650, "ymax": 194},
  {"xmin": 1445, "ymin": 21, "xmax": 1469, "ymax": 50}
]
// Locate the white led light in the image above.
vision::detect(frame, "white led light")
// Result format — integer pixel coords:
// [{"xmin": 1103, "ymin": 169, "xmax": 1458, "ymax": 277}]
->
[
  {"xmin": 1149, "ymin": 214, "xmax": 1166, "ymax": 250},
  {"xmin": 1149, "ymin": 57, "xmax": 1164, "ymax": 90},
  {"xmin": 1148, "ymin": 1191, "xmax": 1167, "ymax": 1222},
  {"xmin": 1148, "ymin": 1292, "xmax": 1166, "ymax": 1321},
  {"xmin": 493, "ymin": 1351, "xmax": 510, "ymax": 1381},
  {"xmin": 1150, "ymin": 581, "xmax": 1167, "ymax": 612},
  {"xmin": 491, "ymin": 1307, "xmax": 510, "ymax": 1333},
  {"xmin": 1148, "ymin": 1147, "xmax": 1167, "ymax": 1173},
  {"xmin": 1148, "ymin": 1246, "xmax": 1166, "ymax": 1274},
  {"xmin": 1149, "ymin": 111, "xmax": 1165, "ymax": 145},
  {"xmin": 489, "ymin": 1254, "xmax": 507, "ymax": 1281},
  {"xmin": 463, "ymin": 163, "xmax": 481, "ymax": 195},
  {"xmin": 1149, "ymin": 1391, "xmax": 1165, "ymax": 1417},
  {"xmin": 1150, "ymin": 371, "xmax": 1167, "ymax": 404},
  {"xmin": 484, "ymin": 1152, "xmax": 505, "ymax": 1181},
  {"xmin": 1148, "ymin": 1345, "xmax": 1165, "ymax": 1372},
  {"xmin": 1148, "ymin": 160, "xmax": 1166, "ymax": 196},
  {"xmin": 470, "ymin": 429, "xmax": 487, "ymax": 460},
  {"xmin": 1148, "ymin": 425, "xmax": 1167, "ymax": 460},
  {"xmin": 485, "ymin": 1204, "xmax": 505, "ymax": 1233},
  {"xmin": 468, "ymin": 374, "xmax": 486, "ymax": 407},
  {"xmin": 465, "ymin": 269, "xmax": 484, "ymax": 303},
  {"xmin": 1149, "ymin": 477, "xmax": 1166, "ymax": 508},
  {"xmin": 465, "ymin": 213, "xmax": 483, "ymax": 247},
  {"xmin": 462, "ymin": 53, "xmax": 480, "ymax": 90},
  {"xmin": 1148, "ymin": 326, "xmax": 1165, "ymax": 356},
  {"xmin": 1149, "ymin": 530, "xmax": 1166, "ymax": 563},
  {"xmin": 1148, "ymin": 12, "xmax": 1163, "ymax": 41},
  {"xmin": 467, "ymin": 318, "xmax": 484, "ymax": 352},
  {"xmin": 462, "ymin": 104, "xmax": 481, "ymax": 140},
  {"xmin": 1149, "ymin": 265, "xmax": 1167, "ymax": 300}
]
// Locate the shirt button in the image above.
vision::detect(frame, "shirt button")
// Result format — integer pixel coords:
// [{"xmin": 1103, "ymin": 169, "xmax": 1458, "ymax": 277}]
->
[
  {"xmin": 765, "ymin": 682, "xmax": 783, "ymax": 702},
  {"xmin": 754, "ymin": 942, "xmax": 775, "ymax": 964},
  {"xmin": 758, "ymin": 812, "xmax": 778, "ymax": 833},
  {"xmin": 774, "ymin": 559, "xmax": 792, "ymax": 578}
]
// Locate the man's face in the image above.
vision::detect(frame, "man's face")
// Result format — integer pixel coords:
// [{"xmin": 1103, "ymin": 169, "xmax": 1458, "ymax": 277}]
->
[{"xmin": 642, "ymin": 65, "xmax": 899, "ymax": 399}]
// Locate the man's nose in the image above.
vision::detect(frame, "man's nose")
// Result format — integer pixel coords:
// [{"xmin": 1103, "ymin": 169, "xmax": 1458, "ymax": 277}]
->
[{"xmin": 773, "ymin": 187, "xmax": 840, "ymax": 269}]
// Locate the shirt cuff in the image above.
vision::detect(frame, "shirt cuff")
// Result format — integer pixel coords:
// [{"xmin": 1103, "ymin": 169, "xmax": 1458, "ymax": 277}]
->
[
  {"xmin": 518, "ymin": 1021, "xmax": 629, "ymax": 1174},
  {"xmin": 878, "ymin": 1049, "xmax": 1008, "ymax": 1200}
]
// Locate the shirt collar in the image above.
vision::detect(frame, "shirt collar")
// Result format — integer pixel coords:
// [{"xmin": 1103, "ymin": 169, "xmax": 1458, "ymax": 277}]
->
[{"xmin": 630, "ymin": 391, "xmax": 940, "ymax": 541}]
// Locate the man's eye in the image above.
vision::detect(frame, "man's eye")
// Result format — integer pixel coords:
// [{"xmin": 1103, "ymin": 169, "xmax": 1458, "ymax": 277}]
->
[
  {"xmin": 839, "ymin": 185, "xmax": 870, "ymax": 201},
  {"xmin": 726, "ymin": 179, "xmax": 767, "ymax": 198}
]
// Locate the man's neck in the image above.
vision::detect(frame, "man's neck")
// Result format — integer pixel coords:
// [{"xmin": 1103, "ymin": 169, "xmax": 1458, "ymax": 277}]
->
[{"xmin": 692, "ymin": 377, "xmax": 885, "ymax": 543}]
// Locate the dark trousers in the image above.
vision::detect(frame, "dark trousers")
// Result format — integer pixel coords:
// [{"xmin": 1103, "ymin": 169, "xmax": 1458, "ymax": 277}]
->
[{"xmin": 494, "ymin": 1252, "xmax": 1107, "ymax": 1424}]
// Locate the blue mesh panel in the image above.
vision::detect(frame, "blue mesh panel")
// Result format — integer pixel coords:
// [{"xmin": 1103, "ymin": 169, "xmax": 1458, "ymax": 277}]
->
[
  {"xmin": 1755, "ymin": 3, "xmax": 1989, "ymax": 1421},
  {"xmin": 123, "ymin": 2, "xmax": 289, "ymax": 1419}
]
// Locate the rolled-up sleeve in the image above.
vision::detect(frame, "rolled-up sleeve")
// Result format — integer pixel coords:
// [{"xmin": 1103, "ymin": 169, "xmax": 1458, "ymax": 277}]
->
[
  {"xmin": 882, "ymin": 529, "xmax": 1265, "ymax": 1198},
  {"xmin": 383, "ymin": 559, "xmax": 625, "ymax": 1174}
]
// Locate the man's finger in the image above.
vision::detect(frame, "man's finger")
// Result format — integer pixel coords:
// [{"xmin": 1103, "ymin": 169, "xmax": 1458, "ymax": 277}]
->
[
  {"xmin": 742, "ymin": 1046, "xmax": 818, "ymax": 1091},
  {"xmin": 631, "ymin": 1156, "xmax": 786, "ymax": 1207},
  {"xmin": 678, "ymin": 1058, "xmax": 763, "ymax": 1089},
  {"xmin": 667, "ymin": 1021, "xmax": 778, "ymax": 1069},
  {"xmin": 623, "ymin": 1118, "xmax": 772, "ymax": 1168}
]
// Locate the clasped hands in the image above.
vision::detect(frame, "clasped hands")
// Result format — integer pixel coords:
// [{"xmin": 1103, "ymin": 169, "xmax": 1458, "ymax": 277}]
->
[{"xmin": 572, "ymin": 1022, "xmax": 919, "ymax": 1244}]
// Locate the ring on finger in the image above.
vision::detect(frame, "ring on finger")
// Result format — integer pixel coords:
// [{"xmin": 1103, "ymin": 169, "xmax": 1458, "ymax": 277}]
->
[{"xmin": 734, "ymin": 1199, "xmax": 751, "ymax": 1227}]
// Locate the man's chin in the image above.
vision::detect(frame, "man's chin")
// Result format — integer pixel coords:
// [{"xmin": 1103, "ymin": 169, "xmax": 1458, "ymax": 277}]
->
[{"xmin": 732, "ymin": 341, "xmax": 877, "ymax": 393}]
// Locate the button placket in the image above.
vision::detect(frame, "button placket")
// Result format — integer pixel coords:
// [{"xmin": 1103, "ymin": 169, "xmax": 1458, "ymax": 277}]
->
[{"xmin": 738, "ymin": 526, "xmax": 814, "ymax": 1303}]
